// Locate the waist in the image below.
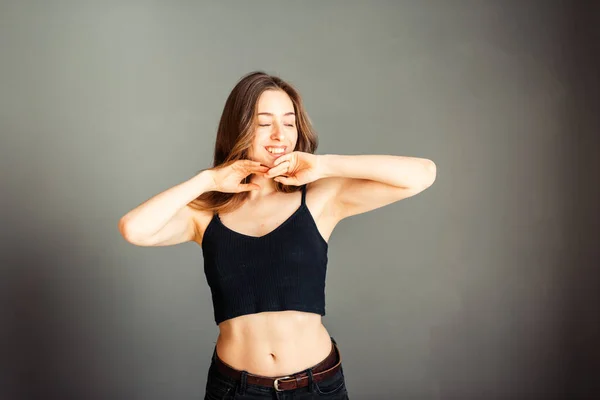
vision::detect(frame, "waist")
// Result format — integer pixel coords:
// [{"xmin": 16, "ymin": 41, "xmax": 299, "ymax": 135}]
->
[
  {"xmin": 211, "ymin": 336, "xmax": 342, "ymax": 393},
  {"xmin": 215, "ymin": 310, "xmax": 331, "ymax": 376}
]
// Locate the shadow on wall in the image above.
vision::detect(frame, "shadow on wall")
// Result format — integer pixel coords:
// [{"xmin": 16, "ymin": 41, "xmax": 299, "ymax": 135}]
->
[
  {"xmin": 428, "ymin": 2, "xmax": 600, "ymax": 398},
  {"xmin": 561, "ymin": 1, "xmax": 600, "ymax": 398},
  {"xmin": 1, "ymin": 232, "xmax": 131, "ymax": 400}
]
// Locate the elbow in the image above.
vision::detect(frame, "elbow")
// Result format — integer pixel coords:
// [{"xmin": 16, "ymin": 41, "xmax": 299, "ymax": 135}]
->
[
  {"xmin": 421, "ymin": 159, "xmax": 437, "ymax": 188},
  {"xmin": 118, "ymin": 216, "xmax": 135, "ymax": 243},
  {"xmin": 118, "ymin": 217, "xmax": 147, "ymax": 246}
]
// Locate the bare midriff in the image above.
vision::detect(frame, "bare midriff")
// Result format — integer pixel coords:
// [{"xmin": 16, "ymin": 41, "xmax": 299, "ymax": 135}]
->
[{"xmin": 215, "ymin": 310, "xmax": 333, "ymax": 377}]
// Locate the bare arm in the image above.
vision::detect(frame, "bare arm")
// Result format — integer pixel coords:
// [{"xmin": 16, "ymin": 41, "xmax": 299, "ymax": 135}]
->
[
  {"xmin": 118, "ymin": 170, "xmax": 216, "ymax": 246},
  {"xmin": 317, "ymin": 154, "xmax": 437, "ymax": 220}
]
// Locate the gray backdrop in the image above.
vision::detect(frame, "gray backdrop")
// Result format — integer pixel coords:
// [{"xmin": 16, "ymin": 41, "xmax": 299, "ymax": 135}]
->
[{"xmin": 1, "ymin": 1, "xmax": 598, "ymax": 399}]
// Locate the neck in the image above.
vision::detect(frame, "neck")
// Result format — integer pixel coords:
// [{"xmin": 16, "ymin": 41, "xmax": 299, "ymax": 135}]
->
[{"xmin": 248, "ymin": 174, "xmax": 279, "ymax": 199}]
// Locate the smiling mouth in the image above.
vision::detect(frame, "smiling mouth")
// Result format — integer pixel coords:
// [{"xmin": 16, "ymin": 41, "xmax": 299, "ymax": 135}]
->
[{"xmin": 264, "ymin": 146, "xmax": 287, "ymax": 155}]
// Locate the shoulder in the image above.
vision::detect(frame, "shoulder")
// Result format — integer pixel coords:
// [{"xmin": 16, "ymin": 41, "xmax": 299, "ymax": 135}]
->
[{"xmin": 189, "ymin": 206, "xmax": 215, "ymax": 246}]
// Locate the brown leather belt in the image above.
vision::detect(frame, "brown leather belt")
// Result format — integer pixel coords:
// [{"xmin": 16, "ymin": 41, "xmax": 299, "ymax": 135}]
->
[{"xmin": 214, "ymin": 341, "xmax": 342, "ymax": 392}]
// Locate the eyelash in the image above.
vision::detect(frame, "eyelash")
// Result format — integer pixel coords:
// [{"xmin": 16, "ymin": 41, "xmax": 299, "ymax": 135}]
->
[{"xmin": 259, "ymin": 124, "xmax": 294, "ymax": 127}]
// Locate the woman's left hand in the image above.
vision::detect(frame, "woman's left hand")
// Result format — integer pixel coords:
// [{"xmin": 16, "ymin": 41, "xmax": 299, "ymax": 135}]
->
[{"xmin": 264, "ymin": 152, "xmax": 322, "ymax": 186}]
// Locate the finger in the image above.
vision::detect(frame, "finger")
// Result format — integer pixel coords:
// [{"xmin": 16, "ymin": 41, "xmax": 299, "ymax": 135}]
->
[
  {"xmin": 265, "ymin": 161, "xmax": 290, "ymax": 178},
  {"xmin": 273, "ymin": 153, "xmax": 292, "ymax": 167},
  {"xmin": 265, "ymin": 161, "xmax": 289, "ymax": 177},
  {"xmin": 231, "ymin": 160, "xmax": 259, "ymax": 171},
  {"xmin": 243, "ymin": 164, "xmax": 269, "ymax": 175},
  {"xmin": 239, "ymin": 160, "xmax": 263, "ymax": 168},
  {"xmin": 273, "ymin": 175, "xmax": 298, "ymax": 185},
  {"xmin": 251, "ymin": 165, "xmax": 270, "ymax": 173}
]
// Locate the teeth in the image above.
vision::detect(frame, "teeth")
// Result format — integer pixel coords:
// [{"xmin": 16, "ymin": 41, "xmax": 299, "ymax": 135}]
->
[{"xmin": 266, "ymin": 147, "xmax": 285, "ymax": 154}]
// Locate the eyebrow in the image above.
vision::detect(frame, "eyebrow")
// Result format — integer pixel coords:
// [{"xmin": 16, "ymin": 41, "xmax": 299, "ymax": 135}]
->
[{"xmin": 257, "ymin": 112, "xmax": 296, "ymax": 117}]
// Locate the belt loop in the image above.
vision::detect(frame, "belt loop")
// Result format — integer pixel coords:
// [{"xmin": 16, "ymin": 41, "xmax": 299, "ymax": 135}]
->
[
  {"xmin": 237, "ymin": 370, "xmax": 248, "ymax": 395},
  {"xmin": 306, "ymin": 367, "xmax": 315, "ymax": 393}
]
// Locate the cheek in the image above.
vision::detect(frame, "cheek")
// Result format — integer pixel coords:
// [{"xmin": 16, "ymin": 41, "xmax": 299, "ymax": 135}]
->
[
  {"xmin": 253, "ymin": 139, "xmax": 265, "ymax": 152},
  {"xmin": 248, "ymin": 138, "xmax": 265, "ymax": 158},
  {"xmin": 254, "ymin": 130, "xmax": 271, "ymax": 148}
]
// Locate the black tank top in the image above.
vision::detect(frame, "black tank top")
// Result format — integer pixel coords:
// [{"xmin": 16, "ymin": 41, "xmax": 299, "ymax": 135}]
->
[{"xmin": 201, "ymin": 184, "xmax": 329, "ymax": 325}]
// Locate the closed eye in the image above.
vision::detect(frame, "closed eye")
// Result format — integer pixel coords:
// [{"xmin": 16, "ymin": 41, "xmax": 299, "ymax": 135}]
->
[{"xmin": 259, "ymin": 124, "xmax": 295, "ymax": 127}]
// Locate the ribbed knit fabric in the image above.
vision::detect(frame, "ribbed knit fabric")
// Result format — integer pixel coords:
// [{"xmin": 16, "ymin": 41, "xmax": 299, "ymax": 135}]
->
[{"xmin": 201, "ymin": 185, "xmax": 329, "ymax": 325}]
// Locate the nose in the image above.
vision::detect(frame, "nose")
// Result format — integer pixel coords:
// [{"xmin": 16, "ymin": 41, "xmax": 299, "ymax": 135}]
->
[{"xmin": 271, "ymin": 122, "xmax": 285, "ymax": 140}]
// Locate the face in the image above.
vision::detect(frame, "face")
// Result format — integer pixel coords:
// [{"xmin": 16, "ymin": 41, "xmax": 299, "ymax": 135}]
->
[{"xmin": 247, "ymin": 90, "xmax": 298, "ymax": 167}]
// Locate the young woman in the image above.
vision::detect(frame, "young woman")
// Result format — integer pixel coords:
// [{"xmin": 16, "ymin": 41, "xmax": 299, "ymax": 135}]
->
[{"xmin": 119, "ymin": 71, "xmax": 436, "ymax": 399}]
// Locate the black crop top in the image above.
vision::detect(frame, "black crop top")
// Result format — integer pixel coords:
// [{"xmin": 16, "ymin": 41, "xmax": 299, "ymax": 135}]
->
[{"xmin": 201, "ymin": 184, "xmax": 329, "ymax": 325}]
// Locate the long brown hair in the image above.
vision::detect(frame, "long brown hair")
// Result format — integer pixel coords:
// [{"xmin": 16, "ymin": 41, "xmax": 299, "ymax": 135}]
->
[{"xmin": 190, "ymin": 71, "xmax": 319, "ymax": 214}]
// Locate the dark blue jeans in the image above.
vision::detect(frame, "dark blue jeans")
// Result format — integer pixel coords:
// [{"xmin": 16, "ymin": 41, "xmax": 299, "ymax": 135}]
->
[{"xmin": 204, "ymin": 336, "xmax": 349, "ymax": 399}]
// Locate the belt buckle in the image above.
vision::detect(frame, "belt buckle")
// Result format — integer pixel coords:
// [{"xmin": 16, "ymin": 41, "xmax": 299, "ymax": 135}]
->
[{"xmin": 273, "ymin": 375, "xmax": 292, "ymax": 392}]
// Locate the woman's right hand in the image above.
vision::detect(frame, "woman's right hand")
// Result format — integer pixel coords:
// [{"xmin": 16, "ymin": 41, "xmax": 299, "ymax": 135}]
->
[{"xmin": 209, "ymin": 160, "xmax": 269, "ymax": 193}]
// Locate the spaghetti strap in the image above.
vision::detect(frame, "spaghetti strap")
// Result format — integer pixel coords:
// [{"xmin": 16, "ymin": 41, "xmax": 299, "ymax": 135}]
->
[{"xmin": 301, "ymin": 184, "xmax": 307, "ymax": 205}]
